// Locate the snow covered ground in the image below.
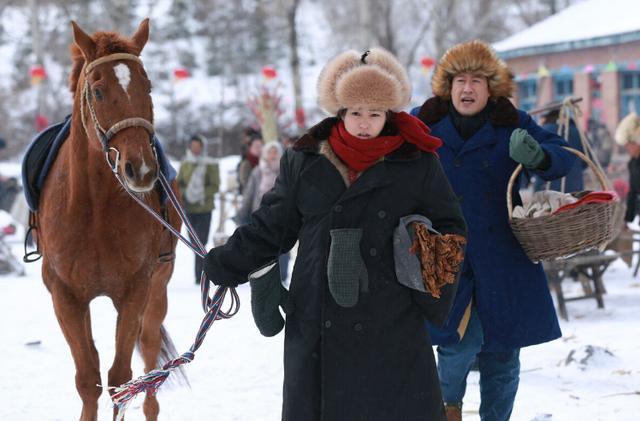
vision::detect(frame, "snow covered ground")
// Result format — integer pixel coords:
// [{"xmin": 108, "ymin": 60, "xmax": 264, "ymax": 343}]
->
[{"xmin": 1, "ymin": 182, "xmax": 639, "ymax": 419}]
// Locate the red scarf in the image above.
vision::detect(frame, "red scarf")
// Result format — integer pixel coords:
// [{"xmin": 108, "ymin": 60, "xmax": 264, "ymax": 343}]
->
[
  {"xmin": 245, "ymin": 151, "xmax": 260, "ymax": 168},
  {"xmin": 328, "ymin": 111, "xmax": 442, "ymax": 175}
]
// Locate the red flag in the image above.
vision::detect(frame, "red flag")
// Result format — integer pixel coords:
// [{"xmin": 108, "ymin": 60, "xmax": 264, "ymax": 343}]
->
[
  {"xmin": 261, "ymin": 66, "xmax": 277, "ymax": 80},
  {"xmin": 30, "ymin": 65, "xmax": 46, "ymax": 86},
  {"xmin": 173, "ymin": 68, "xmax": 191, "ymax": 80},
  {"xmin": 420, "ymin": 57, "xmax": 435, "ymax": 69},
  {"xmin": 36, "ymin": 114, "xmax": 49, "ymax": 132}
]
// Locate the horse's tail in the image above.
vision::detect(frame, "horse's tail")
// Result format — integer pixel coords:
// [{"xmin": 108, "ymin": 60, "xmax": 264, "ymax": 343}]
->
[
  {"xmin": 136, "ymin": 324, "xmax": 190, "ymax": 388},
  {"xmin": 157, "ymin": 324, "xmax": 190, "ymax": 388}
]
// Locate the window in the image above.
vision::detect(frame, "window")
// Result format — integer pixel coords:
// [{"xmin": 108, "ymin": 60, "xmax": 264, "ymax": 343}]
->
[
  {"xmin": 554, "ymin": 75, "xmax": 573, "ymax": 100},
  {"xmin": 517, "ymin": 79, "xmax": 537, "ymax": 112},
  {"xmin": 620, "ymin": 71, "xmax": 640, "ymax": 117}
]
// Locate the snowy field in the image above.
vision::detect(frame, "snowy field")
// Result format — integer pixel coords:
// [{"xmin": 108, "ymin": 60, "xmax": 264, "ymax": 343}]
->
[
  {"xmin": 0, "ymin": 163, "xmax": 639, "ymax": 420},
  {"xmin": 2, "ymin": 231, "xmax": 639, "ymax": 420}
]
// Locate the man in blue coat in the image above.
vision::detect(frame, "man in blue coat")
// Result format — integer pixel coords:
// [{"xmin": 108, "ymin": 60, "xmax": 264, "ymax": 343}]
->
[{"xmin": 413, "ymin": 40, "xmax": 575, "ymax": 421}]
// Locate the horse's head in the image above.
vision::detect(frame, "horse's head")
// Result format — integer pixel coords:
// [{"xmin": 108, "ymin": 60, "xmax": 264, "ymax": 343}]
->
[{"xmin": 70, "ymin": 19, "xmax": 158, "ymax": 193}]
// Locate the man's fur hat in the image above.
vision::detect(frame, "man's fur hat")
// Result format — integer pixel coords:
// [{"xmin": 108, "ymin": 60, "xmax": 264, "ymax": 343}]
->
[
  {"xmin": 432, "ymin": 40, "xmax": 515, "ymax": 100},
  {"xmin": 615, "ymin": 111, "xmax": 640, "ymax": 145},
  {"xmin": 317, "ymin": 47, "xmax": 411, "ymax": 115}
]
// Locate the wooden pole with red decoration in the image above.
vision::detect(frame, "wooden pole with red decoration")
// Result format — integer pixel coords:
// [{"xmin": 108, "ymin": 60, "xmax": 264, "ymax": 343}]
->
[
  {"xmin": 170, "ymin": 68, "xmax": 191, "ymax": 145},
  {"xmin": 30, "ymin": 65, "xmax": 49, "ymax": 132}
]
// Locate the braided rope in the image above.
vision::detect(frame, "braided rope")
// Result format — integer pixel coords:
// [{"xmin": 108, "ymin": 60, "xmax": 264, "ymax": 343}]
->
[{"xmin": 108, "ymin": 163, "xmax": 240, "ymax": 418}]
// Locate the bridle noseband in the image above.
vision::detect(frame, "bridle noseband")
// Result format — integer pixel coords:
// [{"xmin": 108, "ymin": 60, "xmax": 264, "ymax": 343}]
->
[{"xmin": 80, "ymin": 52, "xmax": 155, "ymax": 172}]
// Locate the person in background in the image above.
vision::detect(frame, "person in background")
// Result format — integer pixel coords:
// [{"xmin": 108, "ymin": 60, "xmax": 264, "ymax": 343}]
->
[
  {"xmin": 280, "ymin": 132, "xmax": 297, "ymax": 149},
  {"xmin": 237, "ymin": 135, "xmax": 263, "ymax": 194},
  {"xmin": 615, "ymin": 111, "xmax": 640, "ymax": 225},
  {"xmin": 0, "ymin": 136, "xmax": 18, "ymax": 212},
  {"xmin": 533, "ymin": 108, "xmax": 586, "ymax": 193},
  {"xmin": 204, "ymin": 47, "xmax": 466, "ymax": 420},
  {"xmin": 413, "ymin": 40, "xmax": 575, "ymax": 421},
  {"xmin": 235, "ymin": 141, "xmax": 290, "ymax": 280},
  {"xmin": 588, "ymin": 118, "xmax": 614, "ymax": 169},
  {"xmin": 177, "ymin": 134, "xmax": 220, "ymax": 284}
]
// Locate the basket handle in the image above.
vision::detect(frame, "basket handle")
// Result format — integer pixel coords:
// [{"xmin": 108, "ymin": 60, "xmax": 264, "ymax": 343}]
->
[{"xmin": 506, "ymin": 146, "xmax": 610, "ymax": 221}]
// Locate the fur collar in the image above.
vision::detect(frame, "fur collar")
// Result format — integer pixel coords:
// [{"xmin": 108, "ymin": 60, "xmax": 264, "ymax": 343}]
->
[
  {"xmin": 293, "ymin": 117, "xmax": 422, "ymax": 162},
  {"xmin": 319, "ymin": 140, "xmax": 351, "ymax": 187},
  {"xmin": 415, "ymin": 96, "xmax": 520, "ymax": 127}
]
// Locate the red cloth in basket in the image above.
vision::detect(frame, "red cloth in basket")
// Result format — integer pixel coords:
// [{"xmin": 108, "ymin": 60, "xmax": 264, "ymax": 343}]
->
[{"xmin": 553, "ymin": 191, "xmax": 618, "ymax": 214}]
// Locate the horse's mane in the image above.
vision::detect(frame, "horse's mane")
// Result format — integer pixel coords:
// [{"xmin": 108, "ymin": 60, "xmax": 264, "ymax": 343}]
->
[{"xmin": 68, "ymin": 31, "xmax": 140, "ymax": 95}]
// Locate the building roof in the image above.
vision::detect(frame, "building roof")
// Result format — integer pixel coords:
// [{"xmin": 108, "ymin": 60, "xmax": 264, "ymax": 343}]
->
[{"xmin": 494, "ymin": 0, "xmax": 640, "ymax": 59}]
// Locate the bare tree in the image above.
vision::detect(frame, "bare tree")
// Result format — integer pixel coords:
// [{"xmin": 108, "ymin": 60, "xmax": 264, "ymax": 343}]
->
[{"xmin": 280, "ymin": 0, "xmax": 305, "ymax": 129}]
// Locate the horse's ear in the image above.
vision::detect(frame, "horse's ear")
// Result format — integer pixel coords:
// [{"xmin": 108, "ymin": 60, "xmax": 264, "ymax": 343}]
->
[
  {"xmin": 131, "ymin": 18, "xmax": 150, "ymax": 55},
  {"xmin": 71, "ymin": 21, "xmax": 96, "ymax": 61}
]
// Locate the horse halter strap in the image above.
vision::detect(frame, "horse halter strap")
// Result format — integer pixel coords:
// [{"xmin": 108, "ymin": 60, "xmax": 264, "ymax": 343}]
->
[{"xmin": 80, "ymin": 52, "xmax": 155, "ymax": 155}]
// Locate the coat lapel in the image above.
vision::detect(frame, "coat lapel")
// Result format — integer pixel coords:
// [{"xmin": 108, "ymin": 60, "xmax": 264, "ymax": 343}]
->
[
  {"xmin": 300, "ymin": 153, "xmax": 346, "ymax": 203},
  {"xmin": 457, "ymin": 121, "xmax": 498, "ymax": 157},
  {"xmin": 437, "ymin": 116, "xmax": 465, "ymax": 155},
  {"xmin": 339, "ymin": 161, "xmax": 392, "ymax": 203}
]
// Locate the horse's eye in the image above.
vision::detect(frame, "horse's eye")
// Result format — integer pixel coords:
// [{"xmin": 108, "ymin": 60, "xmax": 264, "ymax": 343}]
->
[{"xmin": 93, "ymin": 88, "xmax": 103, "ymax": 101}]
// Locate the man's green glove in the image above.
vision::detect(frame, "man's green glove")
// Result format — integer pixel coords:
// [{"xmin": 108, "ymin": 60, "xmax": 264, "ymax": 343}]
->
[{"xmin": 509, "ymin": 128, "xmax": 545, "ymax": 169}]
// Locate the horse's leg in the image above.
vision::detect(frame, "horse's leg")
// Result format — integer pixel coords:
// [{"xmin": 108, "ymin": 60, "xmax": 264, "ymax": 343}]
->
[
  {"xmin": 108, "ymin": 279, "xmax": 151, "ymax": 421},
  {"xmin": 139, "ymin": 263, "xmax": 173, "ymax": 421},
  {"xmin": 47, "ymin": 275, "xmax": 102, "ymax": 421}
]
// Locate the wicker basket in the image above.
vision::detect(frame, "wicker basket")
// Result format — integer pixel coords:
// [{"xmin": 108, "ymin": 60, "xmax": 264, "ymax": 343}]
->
[{"xmin": 507, "ymin": 147, "xmax": 617, "ymax": 262}]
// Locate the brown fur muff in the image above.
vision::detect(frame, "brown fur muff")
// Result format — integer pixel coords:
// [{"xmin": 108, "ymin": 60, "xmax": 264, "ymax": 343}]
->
[{"xmin": 432, "ymin": 40, "xmax": 515, "ymax": 100}]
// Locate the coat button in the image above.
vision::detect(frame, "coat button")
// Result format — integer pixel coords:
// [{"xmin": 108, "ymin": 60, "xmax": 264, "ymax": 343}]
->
[
  {"xmin": 369, "ymin": 248, "xmax": 377, "ymax": 256},
  {"xmin": 482, "ymin": 160, "xmax": 490, "ymax": 168},
  {"xmin": 324, "ymin": 320, "xmax": 332, "ymax": 328},
  {"xmin": 458, "ymin": 195, "xmax": 463, "ymax": 203},
  {"xmin": 333, "ymin": 205, "xmax": 343, "ymax": 213},
  {"xmin": 353, "ymin": 323, "xmax": 363, "ymax": 332},
  {"xmin": 377, "ymin": 210, "xmax": 386, "ymax": 219},
  {"xmin": 454, "ymin": 160, "xmax": 461, "ymax": 168}
]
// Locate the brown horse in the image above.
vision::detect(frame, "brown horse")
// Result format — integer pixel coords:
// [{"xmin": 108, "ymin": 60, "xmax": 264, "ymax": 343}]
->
[{"xmin": 35, "ymin": 19, "xmax": 181, "ymax": 421}]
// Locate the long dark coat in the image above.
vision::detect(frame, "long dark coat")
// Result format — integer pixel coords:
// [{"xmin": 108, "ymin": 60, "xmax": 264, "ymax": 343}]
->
[
  {"xmin": 206, "ymin": 117, "xmax": 467, "ymax": 420},
  {"xmin": 414, "ymin": 97, "xmax": 576, "ymax": 352}
]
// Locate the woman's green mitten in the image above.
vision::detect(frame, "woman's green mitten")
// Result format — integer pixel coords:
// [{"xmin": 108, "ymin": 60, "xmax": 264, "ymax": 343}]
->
[
  {"xmin": 327, "ymin": 228, "xmax": 368, "ymax": 307},
  {"xmin": 250, "ymin": 262, "xmax": 285, "ymax": 337}
]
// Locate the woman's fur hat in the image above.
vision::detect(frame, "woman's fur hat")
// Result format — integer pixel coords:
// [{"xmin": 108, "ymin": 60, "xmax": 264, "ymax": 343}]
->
[
  {"xmin": 317, "ymin": 47, "xmax": 411, "ymax": 115},
  {"xmin": 432, "ymin": 40, "xmax": 515, "ymax": 100}
]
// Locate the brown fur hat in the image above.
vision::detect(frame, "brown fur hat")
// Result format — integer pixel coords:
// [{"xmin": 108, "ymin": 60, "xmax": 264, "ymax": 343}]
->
[
  {"xmin": 317, "ymin": 47, "xmax": 411, "ymax": 115},
  {"xmin": 432, "ymin": 40, "xmax": 515, "ymax": 100},
  {"xmin": 615, "ymin": 112, "xmax": 640, "ymax": 145}
]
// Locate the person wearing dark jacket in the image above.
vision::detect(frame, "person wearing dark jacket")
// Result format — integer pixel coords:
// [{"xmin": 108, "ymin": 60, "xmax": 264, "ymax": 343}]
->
[
  {"xmin": 412, "ymin": 40, "xmax": 575, "ymax": 421},
  {"xmin": 204, "ymin": 47, "xmax": 467, "ymax": 421}
]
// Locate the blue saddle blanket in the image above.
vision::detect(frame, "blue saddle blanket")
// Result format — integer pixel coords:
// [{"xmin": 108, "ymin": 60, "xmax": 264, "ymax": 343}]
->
[{"xmin": 22, "ymin": 116, "xmax": 177, "ymax": 212}]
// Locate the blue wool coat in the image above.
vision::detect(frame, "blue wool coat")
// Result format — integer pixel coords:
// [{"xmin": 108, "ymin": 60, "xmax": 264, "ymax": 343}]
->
[{"xmin": 414, "ymin": 97, "xmax": 576, "ymax": 352}]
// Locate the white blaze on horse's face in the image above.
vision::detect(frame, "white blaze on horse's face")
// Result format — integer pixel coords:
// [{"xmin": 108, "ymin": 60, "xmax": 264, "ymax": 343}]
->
[
  {"xmin": 113, "ymin": 63, "xmax": 131, "ymax": 98},
  {"xmin": 139, "ymin": 146, "xmax": 152, "ymax": 178}
]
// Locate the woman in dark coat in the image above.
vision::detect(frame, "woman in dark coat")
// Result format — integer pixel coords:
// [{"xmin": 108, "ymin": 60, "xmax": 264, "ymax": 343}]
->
[{"xmin": 204, "ymin": 48, "xmax": 467, "ymax": 421}]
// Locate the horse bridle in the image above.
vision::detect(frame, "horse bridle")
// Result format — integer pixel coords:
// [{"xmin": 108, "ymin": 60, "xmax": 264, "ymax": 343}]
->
[{"xmin": 80, "ymin": 52, "xmax": 156, "ymax": 173}]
